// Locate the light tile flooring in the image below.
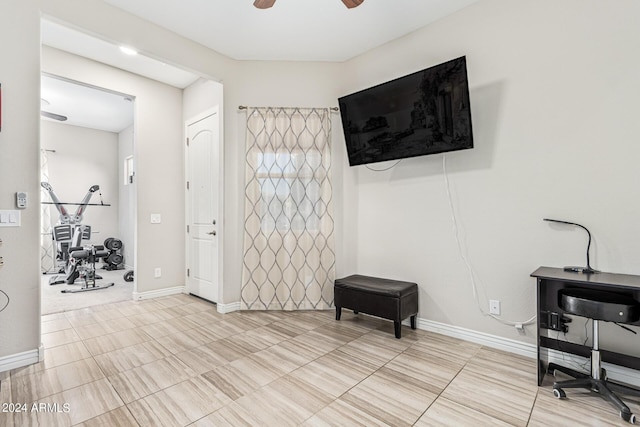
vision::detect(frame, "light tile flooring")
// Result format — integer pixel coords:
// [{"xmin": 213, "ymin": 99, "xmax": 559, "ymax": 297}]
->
[{"xmin": 2, "ymin": 294, "xmax": 640, "ymax": 426}]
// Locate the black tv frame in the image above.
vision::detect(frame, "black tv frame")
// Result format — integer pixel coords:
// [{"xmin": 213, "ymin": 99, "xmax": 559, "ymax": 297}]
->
[{"xmin": 338, "ymin": 56, "xmax": 474, "ymax": 166}]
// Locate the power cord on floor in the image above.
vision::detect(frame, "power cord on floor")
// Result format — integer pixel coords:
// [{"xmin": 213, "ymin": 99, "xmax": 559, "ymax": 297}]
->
[{"xmin": 442, "ymin": 154, "xmax": 536, "ymax": 328}]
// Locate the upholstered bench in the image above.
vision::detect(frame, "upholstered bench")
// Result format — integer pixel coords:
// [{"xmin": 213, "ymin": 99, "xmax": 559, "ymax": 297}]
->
[{"xmin": 334, "ymin": 274, "xmax": 418, "ymax": 338}]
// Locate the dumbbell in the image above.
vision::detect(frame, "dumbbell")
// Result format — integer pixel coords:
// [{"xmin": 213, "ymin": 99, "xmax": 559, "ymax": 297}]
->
[{"xmin": 104, "ymin": 238, "xmax": 123, "ymax": 250}]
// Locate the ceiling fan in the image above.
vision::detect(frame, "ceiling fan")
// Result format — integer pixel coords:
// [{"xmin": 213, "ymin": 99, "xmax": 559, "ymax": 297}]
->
[
  {"xmin": 41, "ymin": 99, "xmax": 67, "ymax": 121},
  {"xmin": 254, "ymin": 0, "xmax": 364, "ymax": 9},
  {"xmin": 41, "ymin": 111, "xmax": 68, "ymax": 121}
]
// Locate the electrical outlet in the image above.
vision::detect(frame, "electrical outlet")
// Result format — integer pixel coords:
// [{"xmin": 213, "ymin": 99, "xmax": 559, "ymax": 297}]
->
[
  {"xmin": 154, "ymin": 267, "xmax": 162, "ymax": 278},
  {"xmin": 489, "ymin": 299, "xmax": 501, "ymax": 315}
]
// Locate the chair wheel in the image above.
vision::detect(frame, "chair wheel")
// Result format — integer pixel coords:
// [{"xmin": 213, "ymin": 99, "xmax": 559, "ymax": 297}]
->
[
  {"xmin": 553, "ymin": 388, "xmax": 566, "ymax": 399},
  {"xmin": 621, "ymin": 412, "xmax": 636, "ymax": 424}
]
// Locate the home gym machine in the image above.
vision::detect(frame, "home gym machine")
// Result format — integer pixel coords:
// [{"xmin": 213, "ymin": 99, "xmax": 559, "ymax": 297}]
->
[
  {"xmin": 41, "ymin": 182, "xmax": 113, "ymax": 292},
  {"xmin": 61, "ymin": 245, "xmax": 114, "ymax": 293}
]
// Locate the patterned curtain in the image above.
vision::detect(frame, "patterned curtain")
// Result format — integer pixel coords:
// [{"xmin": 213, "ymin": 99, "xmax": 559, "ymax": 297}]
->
[
  {"xmin": 40, "ymin": 149, "xmax": 55, "ymax": 273},
  {"xmin": 241, "ymin": 107, "xmax": 335, "ymax": 310}
]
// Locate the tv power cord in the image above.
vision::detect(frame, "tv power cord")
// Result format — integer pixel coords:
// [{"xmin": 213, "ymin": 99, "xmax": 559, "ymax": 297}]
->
[
  {"xmin": 443, "ymin": 154, "xmax": 536, "ymax": 329},
  {"xmin": 0, "ymin": 289, "xmax": 9, "ymax": 313}
]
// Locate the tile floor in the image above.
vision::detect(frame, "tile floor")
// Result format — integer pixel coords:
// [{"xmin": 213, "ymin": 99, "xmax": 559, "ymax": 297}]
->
[{"xmin": 2, "ymin": 293, "xmax": 640, "ymax": 426}]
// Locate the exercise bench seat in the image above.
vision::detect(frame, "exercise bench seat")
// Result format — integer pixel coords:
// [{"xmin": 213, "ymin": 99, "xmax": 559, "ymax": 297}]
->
[{"xmin": 334, "ymin": 274, "xmax": 418, "ymax": 338}]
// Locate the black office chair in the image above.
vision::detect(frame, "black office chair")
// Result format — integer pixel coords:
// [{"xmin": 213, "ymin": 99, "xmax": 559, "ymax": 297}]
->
[{"xmin": 549, "ymin": 287, "xmax": 640, "ymax": 423}]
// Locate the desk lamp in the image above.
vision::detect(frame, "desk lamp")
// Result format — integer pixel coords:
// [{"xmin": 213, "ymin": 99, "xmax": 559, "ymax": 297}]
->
[{"xmin": 544, "ymin": 218, "xmax": 600, "ymax": 274}]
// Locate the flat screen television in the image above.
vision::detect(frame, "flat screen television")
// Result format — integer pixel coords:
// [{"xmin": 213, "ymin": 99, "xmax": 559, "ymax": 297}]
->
[{"xmin": 338, "ymin": 56, "xmax": 473, "ymax": 166}]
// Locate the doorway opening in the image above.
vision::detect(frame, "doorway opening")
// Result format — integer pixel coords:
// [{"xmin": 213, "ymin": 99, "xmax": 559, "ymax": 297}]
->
[
  {"xmin": 39, "ymin": 17, "xmax": 224, "ymax": 314},
  {"xmin": 40, "ymin": 74, "xmax": 136, "ymax": 314}
]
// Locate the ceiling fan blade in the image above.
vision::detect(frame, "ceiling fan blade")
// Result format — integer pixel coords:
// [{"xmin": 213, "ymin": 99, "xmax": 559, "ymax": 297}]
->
[
  {"xmin": 342, "ymin": 0, "xmax": 364, "ymax": 8},
  {"xmin": 254, "ymin": 0, "xmax": 276, "ymax": 9},
  {"xmin": 41, "ymin": 111, "xmax": 68, "ymax": 122}
]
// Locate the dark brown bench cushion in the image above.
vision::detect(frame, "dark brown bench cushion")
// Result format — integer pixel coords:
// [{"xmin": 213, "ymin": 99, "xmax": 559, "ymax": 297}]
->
[{"xmin": 334, "ymin": 274, "xmax": 418, "ymax": 338}]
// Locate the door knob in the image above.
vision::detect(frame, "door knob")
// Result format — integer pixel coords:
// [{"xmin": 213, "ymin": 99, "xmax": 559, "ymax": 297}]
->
[{"xmin": 207, "ymin": 230, "xmax": 217, "ymax": 236}]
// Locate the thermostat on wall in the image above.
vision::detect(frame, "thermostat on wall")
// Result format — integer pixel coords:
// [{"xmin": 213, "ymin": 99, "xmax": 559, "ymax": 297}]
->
[{"xmin": 16, "ymin": 192, "xmax": 27, "ymax": 209}]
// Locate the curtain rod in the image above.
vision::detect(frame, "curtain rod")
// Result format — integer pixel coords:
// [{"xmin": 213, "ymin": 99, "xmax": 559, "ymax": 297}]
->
[{"xmin": 238, "ymin": 105, "xmax": 339, "ymax": 111}]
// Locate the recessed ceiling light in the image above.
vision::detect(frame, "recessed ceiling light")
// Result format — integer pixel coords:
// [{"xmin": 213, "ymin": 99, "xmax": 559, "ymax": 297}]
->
[{"xmin": 119, "ymin": 46, "xmax": 138, "ymax": 56}]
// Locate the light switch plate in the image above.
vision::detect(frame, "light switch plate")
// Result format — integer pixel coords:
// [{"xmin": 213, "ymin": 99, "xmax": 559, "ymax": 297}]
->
[{"xmin": 0, "ymin": 210, "xmax": 20, "ymax": 227}]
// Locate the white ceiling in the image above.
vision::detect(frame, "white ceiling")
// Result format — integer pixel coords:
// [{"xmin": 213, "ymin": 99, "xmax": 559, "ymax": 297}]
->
[
  {"xmin": 41, "ymin": 19, "xmax": 200, "ymax": 133},
  {"xmin": 42, "ymin": 20, "xmax": 201, "ymax": 89},
  {"xmin": 102, "ymin": 0, "xmax": 479, "ymax": 62},
  {"xmin": 41, "ymin": 74, "xmax": 134, "ymax": 133},
  {"xmin": 40, "ymin": 0, "xmax": 479, "ymax": 132}
]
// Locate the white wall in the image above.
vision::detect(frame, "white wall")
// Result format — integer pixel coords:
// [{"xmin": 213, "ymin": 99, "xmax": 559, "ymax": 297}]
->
[
  {"xmin": 0, "ymin": 0, "xmax": 41, "ymax": 360},
  {"xmin": 340, "ymin": 0, "xmax": 640, "ymax": 354},
  {"xmin": 183, "ymin": 78, "xmax": 223, "ymax": 122},
  {"xmin": 41, "ymin": 120, "xmax": 119, "ymax": 244}
]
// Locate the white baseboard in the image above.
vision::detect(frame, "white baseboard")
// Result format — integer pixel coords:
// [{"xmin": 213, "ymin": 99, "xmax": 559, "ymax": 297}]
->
[
  {"xmin": 133, "ymin": 286, "xmax": 185, "ymax": 301},
  {"xmin": 0, "ymin": 345, "xmax": 43, "ymax": 373},
  {"xmin": 417, "ymin": 318, "xmax": 537, "ymax": 359},
  {"xmin": 217, "ymin": 301, "xmax": 240, "ymax": 314},
  {"xmin": 416, "ymin": 317, "xmax": 640, "ymax": 388}
]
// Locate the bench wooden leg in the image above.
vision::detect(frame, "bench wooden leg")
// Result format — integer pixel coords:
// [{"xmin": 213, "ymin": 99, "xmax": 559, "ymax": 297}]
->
[
  {"xmin": 410, "ymin": 315, "xmax": 417, "ymax": 330},
  {"xmin": 336, "ymin": 306, "xmax": 341, "ymax": 321},
  {"xmin": 394, "ymin": 321, "xmax": 401, "ymax": 339}
]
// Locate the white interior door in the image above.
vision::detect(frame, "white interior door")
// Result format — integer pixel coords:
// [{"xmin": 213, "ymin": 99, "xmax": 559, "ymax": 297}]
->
[{"xmin": 186, "ymin": 109, "xmax": 220, "ymax": 303}]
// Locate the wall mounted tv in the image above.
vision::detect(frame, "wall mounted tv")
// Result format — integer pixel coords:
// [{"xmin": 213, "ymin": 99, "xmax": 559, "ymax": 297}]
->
[{"xmin": 338, "ymin": 56, "xmax": 473, "ymax": 166}]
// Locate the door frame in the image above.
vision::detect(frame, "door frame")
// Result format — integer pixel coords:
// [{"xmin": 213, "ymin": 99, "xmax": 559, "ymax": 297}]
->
[
  {"xmin": 39, "ymin": 73, "xmax": 139, "ymax": 308},
  {"xmin": 184, "ymin": 106, "xmax": 224, "ymax": 304}
]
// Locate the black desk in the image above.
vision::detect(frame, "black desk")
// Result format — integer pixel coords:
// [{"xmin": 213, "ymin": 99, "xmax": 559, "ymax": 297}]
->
[{"xmin": 531, "ymin": 266, "xmax": 640, "ymax": 386}]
